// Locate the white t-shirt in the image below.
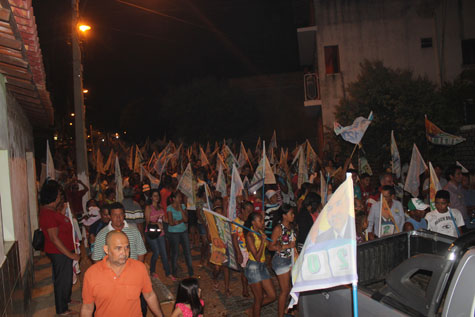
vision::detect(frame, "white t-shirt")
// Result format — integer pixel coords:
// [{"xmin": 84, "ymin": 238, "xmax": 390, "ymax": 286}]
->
[{"xmin": 425, "ymin": 208, "xmax": 465, "ymax": 238}]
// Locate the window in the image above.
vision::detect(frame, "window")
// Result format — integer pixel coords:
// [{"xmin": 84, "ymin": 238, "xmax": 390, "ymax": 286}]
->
[
  {"xmin": 462, "ymin": 39, "xmax": 475, "ymax": 65},
  {"xmin": 421, "ymin": 38, "xmax": 432, "ymax": 48},
  {"xmin": 324, "ymin": 45, "xmax": 340, "ymax": 74}
]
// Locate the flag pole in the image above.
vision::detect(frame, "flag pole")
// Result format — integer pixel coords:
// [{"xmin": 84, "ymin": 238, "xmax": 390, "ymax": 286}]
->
[
  {"xmin": 352, "ymin": 282, "xmax": 359, "ymax": 317},
  {"xmin": 262, "ymin": 141, "xmax": 266, "ymax": 212},
  {"xmin": 348, "ymin": 143, "xmax": 359, "ymax": 162}
]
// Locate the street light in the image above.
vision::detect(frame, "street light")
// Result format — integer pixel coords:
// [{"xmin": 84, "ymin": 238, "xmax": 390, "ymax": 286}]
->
[
  {"xmin": 78, "ymin": 24, "xmax": 91, "ymax": 32},
  {"xmin": 71, "ymin": 112, "xmax": 75, "ymax": 117},
  {"xmin": 83, "ymin": 89, "xmax": 88, "ymax": 93}
]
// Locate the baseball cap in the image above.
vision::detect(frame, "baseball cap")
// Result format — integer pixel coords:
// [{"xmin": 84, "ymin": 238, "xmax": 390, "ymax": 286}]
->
[{"xmin": 408, "ymin": 198, "xmax": 430, "ymax": 211}]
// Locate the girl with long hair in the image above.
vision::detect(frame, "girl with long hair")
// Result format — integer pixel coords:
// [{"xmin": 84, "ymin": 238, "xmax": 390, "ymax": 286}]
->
[
  {"xmin": 145, "ymin": 189, "xmax": 174, "ymax": 280},
  {"xmin": 268, "ymin": 204, "xmax": 297, "ymax": 317},
  {"xmin": 171, "ymin": 278, "xmax": 204, "ymax": 317},
  {"xmin": 244, "ymin": 212, "xmax": 276, "ymax": 316}
]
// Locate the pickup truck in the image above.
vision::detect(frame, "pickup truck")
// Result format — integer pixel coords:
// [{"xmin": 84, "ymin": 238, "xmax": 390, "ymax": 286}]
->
[{"xmin": 298, "ymin": 230, "xmax": 475, "ymax": 316}]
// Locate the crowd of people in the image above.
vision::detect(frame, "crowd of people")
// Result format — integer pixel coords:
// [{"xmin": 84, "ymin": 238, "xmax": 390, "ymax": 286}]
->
[{"xmin": 38, "ymin": 138, "xmax": 475, "ymax": 316}]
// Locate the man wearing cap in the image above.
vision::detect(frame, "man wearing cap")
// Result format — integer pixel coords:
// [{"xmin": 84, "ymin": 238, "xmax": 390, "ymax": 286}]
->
[
  {"xmin": 264, "ymin": 189, "xmax": 281, "ymax": 236},
  {"xmin": 404, "ymin": 198, "xmax": 429, "ymax": 231}
]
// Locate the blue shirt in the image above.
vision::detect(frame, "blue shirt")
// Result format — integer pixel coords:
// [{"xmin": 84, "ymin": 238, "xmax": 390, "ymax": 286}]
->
[
  {"xmin": 167, "ymin": 204, "xmax": 187, "ymax": 233},
  {"xmin": 405, "ymin": 216, "xmax": 428, "ymax": 230}
]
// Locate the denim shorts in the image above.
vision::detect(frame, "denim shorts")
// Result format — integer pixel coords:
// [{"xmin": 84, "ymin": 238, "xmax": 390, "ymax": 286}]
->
[
  {"xmin": 197, "ymin": 223, "xmax": 207, "ymax": 235},
  {"xmin": 272, "ymin": 255, "xmax": 292, "ymax": 275},
  {"xmin": 244, "ymin": 260, "xmax": 271, "ymax": 284}
]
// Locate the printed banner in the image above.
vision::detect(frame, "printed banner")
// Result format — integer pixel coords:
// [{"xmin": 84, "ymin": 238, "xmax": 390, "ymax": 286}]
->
[
  {"xmin": 425, "ymin": 116, "xmax": 465, "ymax": 146},
  {"xmin": 290, "ymin": 176, "xmax": 357, "ymax": 307},
  {"xmin": 391, "ymin": 130, "xmax": 401, "ymax": 179},
  {"xmin": 203, "ymin": 208, "xmax": 239, "ymax": 271}
]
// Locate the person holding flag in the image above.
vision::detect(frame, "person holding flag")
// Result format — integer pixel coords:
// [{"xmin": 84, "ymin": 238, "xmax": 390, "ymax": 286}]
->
[
  {"xmin": 244, "ymin": 212, "xmax": 276, "ymax": 316},
  {"xmin": 268, "ymin": 204, "xmax": 297, "ymax": 317},
  {"xmin": 367, "ymin": 186, "xmax": 405, "ymax": 240}
]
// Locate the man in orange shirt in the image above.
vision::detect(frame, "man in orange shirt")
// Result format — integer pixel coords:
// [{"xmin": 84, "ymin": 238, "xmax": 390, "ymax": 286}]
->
[{"xmin": 80, "ymin": 231, "xmax": 163, "ymax": 317}]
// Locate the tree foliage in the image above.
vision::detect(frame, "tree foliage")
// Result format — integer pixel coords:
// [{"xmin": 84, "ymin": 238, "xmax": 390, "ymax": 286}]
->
[{"xmin": 335, "ymin": 60, "xmax": 472, "ymax": 169}]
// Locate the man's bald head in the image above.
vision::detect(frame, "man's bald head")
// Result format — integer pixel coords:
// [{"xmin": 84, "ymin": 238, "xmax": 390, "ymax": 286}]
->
[{"xmin": 105, "ymin": 230, "xmax": 128, "ymax": 246}]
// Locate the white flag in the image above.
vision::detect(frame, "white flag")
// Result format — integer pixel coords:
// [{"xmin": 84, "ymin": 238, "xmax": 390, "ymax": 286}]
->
[
  {"xmin": 298, "ymin": 145, "xmax": 308, "ymax": 189},
  {"xmin": 177, "ymin": 163, "xmax": 194, "ymax": 200},
  {"xmin": 228, "ymin": 164, "xmax": 244, "ymax": 220},
  {"xmin": 46, "ymin": 140, "xmax": 55, "ymax": 180},
  {"xmin": 141, "ymin": 166, "xmax": 160, "ymax": 189},
  {"xmin": 115, "ymin": 156, "xmax": 124, "ymax": 203},
  {"xmin": 199, "ymin": 146, "xmax": 210, "ymax": 167},
  {"xmin": 391, "ymin": 131, "xmax": 401, "ymax": 179},
  {"xmin": 216, "ymin": 162, "xmax": 227, "ymax": 197},
  {"xmin": 269, "ymin": 130, "xmax": 277, "ymax": 150},
  {"xmin": 404, "ymin": 144, "xmax": 427, "ymax": 197},
  {"xmin": 249, "ymin": 143, "xmax": 276, "ymax": 193},
  {"xmin": 429, "ymin": 162, "xmax": 441, "ymax": 211}
]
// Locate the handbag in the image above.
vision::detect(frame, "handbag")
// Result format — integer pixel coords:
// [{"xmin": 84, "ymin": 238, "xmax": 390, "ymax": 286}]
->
[
  {"xmin": 32, "ymin": 229, "xmax": 45, "ymax": 251},
  {"xmin": 146, "ymin": 223, "xmax": 161, "ymax": 239}
]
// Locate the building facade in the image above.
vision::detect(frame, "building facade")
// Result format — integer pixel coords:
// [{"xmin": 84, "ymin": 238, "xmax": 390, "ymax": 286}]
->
[
  {"xmin": 0, "ymin": 0, "xmax": 53, "ymax": 315},
  {"xmin": 297, "ymin": 0, "xmax": 475, "ymax": 129}
]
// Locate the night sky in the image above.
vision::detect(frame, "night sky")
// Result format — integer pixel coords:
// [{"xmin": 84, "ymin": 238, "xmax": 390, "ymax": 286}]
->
[{"xmin": 33, "ymin": 0, "xmax": 302, "ymax": 138}]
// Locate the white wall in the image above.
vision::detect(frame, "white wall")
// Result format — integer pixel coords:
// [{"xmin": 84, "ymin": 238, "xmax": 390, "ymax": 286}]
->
[
  {"xmin": 314, "ymin": 0, "xmax": 473, "ymax": 128},
  {"xmin": 0, "ymin": 73, "xmax": 36, "ymax": 274}
]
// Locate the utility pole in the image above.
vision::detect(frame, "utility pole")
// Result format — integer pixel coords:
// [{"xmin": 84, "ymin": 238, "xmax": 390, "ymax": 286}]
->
[{"xmin": 72, "ymin": 0, "xmax": 90, "ymax": 202}]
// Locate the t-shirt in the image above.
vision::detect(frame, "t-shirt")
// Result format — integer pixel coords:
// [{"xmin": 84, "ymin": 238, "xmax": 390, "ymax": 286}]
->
[
  {"xmin": 425, "ymin": 208, "xmax": 465, "ymax": 238},
  {"xmin": 264, "ymin": 203, "xmax": 280, "ymax": 235},
  {"xmin": 92, "ymin": 221, "xmax": 147, "ymax": 261},
  {"xmin": 82, "ymin": 256, "xmax": 153, "ymax": 317},
  {"xmin": 122, "ymin": 198, "xmax": 144, "ymax": 224},
  {"xmin": 167, "ymin": 204, "xmax": 187, "ymax": 233},
  {"xmin": 405, "ymin": 217, "xmax": 428, "ymax": 231},
  {"xmin": 39, "ymin": 207, "xmax": 74, "ymax": 254},
  {"xmin": 175, "ymin": 299, "xmax": 204, "ymax": 317}
]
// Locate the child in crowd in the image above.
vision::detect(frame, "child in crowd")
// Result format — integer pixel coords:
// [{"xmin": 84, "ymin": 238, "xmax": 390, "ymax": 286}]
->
[
  {"xmin": 171, "ymin": 278, "xmax": 204, "ymax": 317},
  {"xmin": 244, "ymin": 212, "xmax": 276, "ymax": 316}
]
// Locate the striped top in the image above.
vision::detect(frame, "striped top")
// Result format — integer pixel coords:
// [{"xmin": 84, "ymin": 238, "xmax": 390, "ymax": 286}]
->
[{"xmin": 91, "ymin": 221, "xmax": 147, "ymax": 261}]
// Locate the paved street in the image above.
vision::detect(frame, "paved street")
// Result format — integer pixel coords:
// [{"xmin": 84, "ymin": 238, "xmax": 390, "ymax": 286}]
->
[{"xmin": 30, "ymin": 244, "xmax": 285, "ymax": 316}]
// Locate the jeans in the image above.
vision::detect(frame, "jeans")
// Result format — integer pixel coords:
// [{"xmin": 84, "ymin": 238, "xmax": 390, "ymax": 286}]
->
[
  {"xmin": 168, "ymin": 230, "xmax": 194, "ymax": 276},
  {"xmin": 47, "ymin": 253, "xmax": 73, "ymax": 314},
  {"xmin": 146, "ymin": 234, "xmax": 171, "ymax": 276}
]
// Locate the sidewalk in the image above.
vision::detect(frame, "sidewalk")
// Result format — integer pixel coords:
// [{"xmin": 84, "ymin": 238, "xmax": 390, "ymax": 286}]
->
[{"xmin": 30, "ymin": 245, "xmax": 281, "ymax": 316}]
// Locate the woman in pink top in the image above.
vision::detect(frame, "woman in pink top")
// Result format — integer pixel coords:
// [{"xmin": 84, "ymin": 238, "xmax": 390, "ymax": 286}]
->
[
  {"xmin": 145, "ymin": 189, "xmax": 174, "ymax": 280},
  {"xmin": 171, "ymin": 278, "xmax": 204, "ymax": 317}
]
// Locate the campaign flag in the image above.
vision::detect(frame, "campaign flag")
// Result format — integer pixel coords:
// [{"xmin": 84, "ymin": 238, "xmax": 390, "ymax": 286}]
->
[
  {"xmin": 103, "ymin": 149, "xmax": 115, "ymax": 173},
  {"xmin": 456, "ymin": 161, "xmax": 469, "ymax": 173},
  {"xmin": 425, "ymin": 116, "xmax": 466, "ymax": 146},
  {"xmin": 404, "ymin": 144, "xmax": 427, "ymax": 197},
  {"xmin": 358, "ymin": 153, "xmax": 373, "ymax": 176},
  {"xmin": 255, "ymin": 136, "xmax": 262, "ymax": 155},
  {"xmin": 269, "ymin": 130, "xmax": 277, "ymax": 151},
  {"xmin": 228, "ymin": 164, "xmax": 244, "ymax": 220},
  {"xmin": 115, "ymin": 156, "xmax": 124, "ymax": 203},
  {"xmin": 205, "ymin": 141, "xmax": 211, "ymax": 155},
  {"xmin": 216, "ymin": 153, "xmax": 227, "ymax": 171},
  {"xmin": 429, "ymin": 162, "xmax": 441, "ymax": 211},
  {"xmin": 379, "ymin": 194, "xmax": 399, "ymax": 237},
  {"xmin": 46, "ymin": 140, "xmax": 55, "ymax": 180},
  {"xmin": 298, "ymin": 145, "xmax": 308, "ymax": 189},
  {"xmin": 96, "ymin": 148, "xmax": 105, "ymax": 175},
  {"xmin": 199, "ymin": 146, "xmax": 210, "ymax": 167},
  {"xmin": 223, "ymin": 145, "xmax": 239, "ymax": 169},
  {"xmin": 249, "ymin": 144, "xmax": 276, "ymax": 193},
  {"xmin": 238, "ymin": 142, "xmax": 251, "ymax": 169},
  {"xmin": 141, "ymin": 166, "xmax": 160, "ymax": 189},
  {"xmin": 390, "ymin": 130, "xmax": 401, "ymax": 179},
  {"xmin": 291, "ymin": 145, "xmax": 303, "ymax": 166},
  {"xmin": 127, "ymin": 146, "xmax": 134, "ymax": 170},
  {"xmin": 216, "ymin": 162, "xmax": 227, "ymax": 197},
  {"xmin": 290, "ymin": 176, "xmax": 357, "ymax": 307},
  {"xmin": 334, "ymin": 111, "xmax": 373, "ymax": 144},
  {"xmin": 203, "ymin": 208, "xmax": 239, "ymax": 270},
  {"xmin": 65, "ymin": 202, "xmax": 81, "ymax": 274},
  {"xmin": 177, "ymin": 163, "xmax": 194, "ymax": 200}
]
